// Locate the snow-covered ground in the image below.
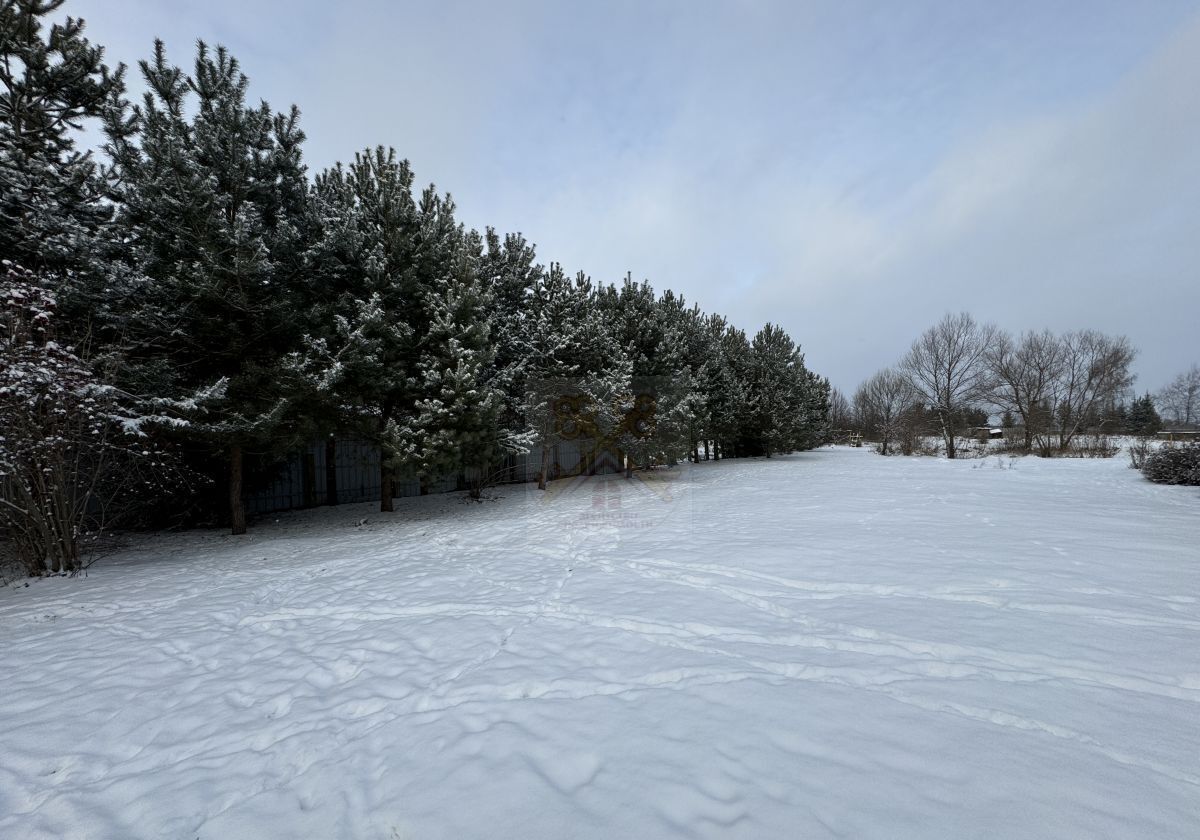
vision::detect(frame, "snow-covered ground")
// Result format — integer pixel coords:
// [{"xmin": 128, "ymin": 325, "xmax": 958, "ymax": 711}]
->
[{"xmin": 2, "ymin": 448, "xmax": 1198, "ymax": 839}]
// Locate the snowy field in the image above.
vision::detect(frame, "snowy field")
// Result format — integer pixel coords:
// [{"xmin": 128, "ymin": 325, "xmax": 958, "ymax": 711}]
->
[{"xmin": 2, "ymin": 448, "xmax": 1198, "ymax": 839}]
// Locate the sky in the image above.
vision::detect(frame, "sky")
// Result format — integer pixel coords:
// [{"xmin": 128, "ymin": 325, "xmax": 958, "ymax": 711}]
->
[{"xmin": 65, "ymin": 0, "xmax": 1200, "ymax": 395}]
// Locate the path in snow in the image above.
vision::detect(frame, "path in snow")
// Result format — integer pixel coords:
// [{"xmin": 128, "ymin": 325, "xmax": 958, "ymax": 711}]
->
[{"xmin": 1, "ymin": 448, "xmax": 1198, "ymax": 839}]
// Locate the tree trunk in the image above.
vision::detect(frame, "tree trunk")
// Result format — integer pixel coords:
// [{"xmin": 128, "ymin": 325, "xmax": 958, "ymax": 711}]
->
[
  {"xmin": 933, "ymin": 408, "xmax": 953, "ymax": 459},
  {"xmin": 325, "ymin": 438, "xmax": 338, "ymax": 506},
  {"xmin": 302, "ymin": 452, "xmax": 317, "ymax": 508},
  {"xmin": 538, "ymin": 444, "xmax": 551, "ymax": 490},
  {"xmin": 230, "ymin": 444, "xmax": 247, "ymax": 535},
  {"xmin": 379, "ymin": 407, "xmax": 394, "ymax": 511},
  {"xmin": 380, "ymin": 461, "xmax": 394, "ymax": 512}
]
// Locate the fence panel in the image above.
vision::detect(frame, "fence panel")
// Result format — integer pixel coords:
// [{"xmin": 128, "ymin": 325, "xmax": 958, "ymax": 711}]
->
[{"xmin": 243, "ymin": 436, "xmax": 626, "ymax": 516}]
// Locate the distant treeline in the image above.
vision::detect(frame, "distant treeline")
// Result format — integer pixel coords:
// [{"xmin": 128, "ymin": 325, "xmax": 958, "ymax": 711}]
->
[{"xmin": 834, "ymin": 312, "xmax": 1187, "ymax": 457}]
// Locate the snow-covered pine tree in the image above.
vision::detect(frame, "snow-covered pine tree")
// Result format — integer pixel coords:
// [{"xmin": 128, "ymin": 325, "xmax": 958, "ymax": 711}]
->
[
  {"xmin": 717, "ymin": 323, "xmax": 755, "ymax": 457},
  {"xmin": 748, "ymin": 323, "xmax": 794, "ymax": 455},
  {"xmin": 673, "ymin": 301, "xmax": 717, "ymax": 462},
  {"xmin": 0, "ymin": 0, "xmax": 123, "ymax": 326},
  {"xmin": 797, "ymin": 369, "xmax": 832, "ymax": 450},
  {"xmin": 481, "ymin": 227, "xmax": 539, "ymax": 462},
  {"xmin": 596, "ymin": 278, "xmax": 701, "ymax": 476},
  {"xmin": 384, "ymin": 184, "xmax": 464, "ymax": 494},
  {"xmin": 524, "ymin": 264, "xmax": 629, "ymax": 490},
  {"xmin": 403, "ymin": 224, "xmax": 520, "ymax": 498},
  {"xmin": 748, "ymin": 323, "xmax": 824, "ymax": 456},
  {"xmin": 297, "ymin": 147, "xmax": 418, "ymax": 512},
  {"xmin": 103, "ymin": 40, "xmax": 309, "ymax": 534},
  {"xmin": 695, "ymin": 313, "xmax": 739, "ymax": 460},
  {"xmin": 655, "ymin": 289, "xmax": 707, "ymax": 464},
  {"xmin": 601, "ymin": 275, "xmax": 664, "ymax": 476}
]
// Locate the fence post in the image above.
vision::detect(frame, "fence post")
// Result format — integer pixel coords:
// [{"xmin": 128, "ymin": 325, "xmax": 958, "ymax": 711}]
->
[{"xmin": 325, "ymin": 438, "xmax": 338, "ymax": 505}]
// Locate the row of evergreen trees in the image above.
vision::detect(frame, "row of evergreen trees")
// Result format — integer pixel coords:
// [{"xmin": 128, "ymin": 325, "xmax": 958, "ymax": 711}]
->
[{"xmin": 1, "ymin": 1, "xmax": 829, "ymax": 557}]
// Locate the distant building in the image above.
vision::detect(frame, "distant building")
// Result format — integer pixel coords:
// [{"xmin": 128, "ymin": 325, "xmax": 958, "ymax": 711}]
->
[{"xmin": 1157, "ymin": 430, "xmax": 1200, "ymax": 442}]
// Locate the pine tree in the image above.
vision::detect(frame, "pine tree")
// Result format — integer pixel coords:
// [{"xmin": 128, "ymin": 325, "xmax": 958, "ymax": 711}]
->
[
  {"xmin": 650, "ymin": 289, "xmax": 705, "ymax": 466},
  {"xmin": 524, "ymin": 264, "xmax": 629, "ymax": 490},
  {"xmin": 403, "ymin": 226, "xmax": 520, "ymax": 497},
  {"xmin": 392, "ymin": 185, "xmax": 464, "ymax": 491},
  {"xmin": 661, "ymin": 301, "xmax": 717, "ymax": 462},
  {"xmin": 749, "ymin": 324, "xmax": 798, "ymax": 456},
  {"xmin": 715, "ymin": 322, "xmax": 754, "ymax": 457},
  {"xmin": 602, "ymin": 276, "xmax": 663, "ymax": 475},
  {"xmin": 297, "ymin": 147, "xmax": 419, "ymax": 512},
  {"xmin": 0, "ymin": 0, "xmax": 124, "ymax": 326},
  {"xmin": 104, "ymin": 40, "xmax": 309, "ymax": 534},
  {"xmin": 299, "ymin": 154, "xmax": 519, "ymax": 508},
  {"xmin": 747, "ymin": 323, "xmax": 826, "ymax": 456},
  {"xmin": 481, "ymin": 227, "xmax": 539, "ymax": 460},
  {"xmin": 1126, "ymin": 393, "xmax": 1162, "ymax": 437},
  {"xmin": 797, "ymin": 369, "xmax": 832, "ymax": 450}
]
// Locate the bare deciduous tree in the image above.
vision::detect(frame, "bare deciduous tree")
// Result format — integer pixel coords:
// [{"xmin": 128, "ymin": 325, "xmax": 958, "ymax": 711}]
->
[
  {"xmin": 900, "ymin": 312, "xmax": 998, "ymax": 459},
  {"xmin": 827, "ymin": 387, "xmax": 854, "ymax": 432},
  {"xmin": 1158, "ymin": 364, "xmax": 1200, "ymax": 428},
  {"xmin": 986, "ymin": 329, "xmax": 1063, "ymax": 450},
  {"xmin": 853, "ymin": 368, "xmax": 915, "ymax": 455},
  {"xmin": 1046, "ymin": 330, "xmax": 1135, "ymax": 450}
]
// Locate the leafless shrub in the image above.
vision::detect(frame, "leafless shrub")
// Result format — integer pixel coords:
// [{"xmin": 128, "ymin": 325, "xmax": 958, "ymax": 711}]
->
[
  {"xmin": 955, "ymin": 438, "xmax": 992, "ymax": 459},
  {"xmin": 1040, "ymin": 434, "xmax": 1119, "ymax": 459},
  {"xmin": 908, "ymin": 435, "xmax": 944, "ymax": 457},
  {"xmin": 1, "ymin": 265, "xmax": 182, "ymax": 576},
  {"xmin": 1128, "ymin": 439, "xmax": 1153, "ymax": 470},
  {"xmin": 993, "ymin": 436, "xmax": 1031, "ymax": 455}
]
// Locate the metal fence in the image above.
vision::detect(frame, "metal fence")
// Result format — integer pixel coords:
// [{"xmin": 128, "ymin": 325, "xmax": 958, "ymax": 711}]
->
[{"xmin": 244, "ymin": 437, "xmax": 623, "ymax": 515}]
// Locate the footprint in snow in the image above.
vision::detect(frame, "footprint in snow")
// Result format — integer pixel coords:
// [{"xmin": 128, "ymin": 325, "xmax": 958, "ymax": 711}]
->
[{"xmin": 521, "ymin": 746, "xmax": 602, "ymax": 795}]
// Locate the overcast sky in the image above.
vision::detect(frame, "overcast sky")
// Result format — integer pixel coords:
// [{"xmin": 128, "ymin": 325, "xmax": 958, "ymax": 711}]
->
[{"xmin": 67, "ymin": 0, "xmax": 1200, "ymax": 394}]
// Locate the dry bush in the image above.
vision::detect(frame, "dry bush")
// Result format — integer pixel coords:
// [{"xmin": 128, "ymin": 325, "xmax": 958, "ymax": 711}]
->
[
  {"xmin": 1046, "ymin": 435, "xmax": 1120, "ymax": 459},
  {"xmin": 1, "ymin": 266, "xmax": 181, "ymax": 576},
  {"xmin": 1127, "ymin": 439, "xmax": 1154, "ymax": 470}
]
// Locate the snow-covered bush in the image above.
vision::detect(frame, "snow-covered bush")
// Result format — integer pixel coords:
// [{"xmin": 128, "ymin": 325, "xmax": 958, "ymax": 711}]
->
[
  {"xmin": 1141, "ymin": 443, "xmax": 1200, "ymax": 486},
  {"xmin": 0, "ymin": 264, "xmax": 177, "ymax": 575}
]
